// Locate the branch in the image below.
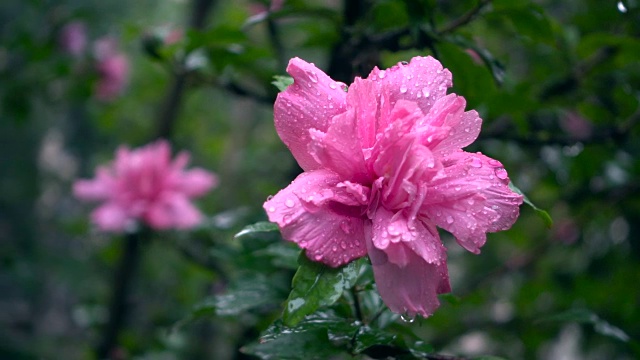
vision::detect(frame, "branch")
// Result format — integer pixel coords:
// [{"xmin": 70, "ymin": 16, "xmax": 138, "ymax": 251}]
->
[
  {"xmin": 96, "ymin": 231, "xmax": 145, "ymax": 359},
  {"xmin": 437, "ymin": 0, "xmax": 492, "ymax": 35}
]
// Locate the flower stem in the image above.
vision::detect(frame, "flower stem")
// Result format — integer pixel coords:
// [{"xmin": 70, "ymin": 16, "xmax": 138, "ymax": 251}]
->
[{"xmin": 95, "ymin": 231, "xmax": 144, "ymax": 359}]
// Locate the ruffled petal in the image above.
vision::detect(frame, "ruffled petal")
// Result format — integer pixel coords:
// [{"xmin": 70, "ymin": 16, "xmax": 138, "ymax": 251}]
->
[
  {"xmin": 274, "ymin": 58, "xmax": 348, "ymax": 171},
  {"xmin": 73, "ymin": 167, "xmax": 115, "ymax": 201},
  {"xmin": 91, "ymin": 203, "xmax": 131, "ymax": 232},
  {"xmin": 308, "ymin": 109, "xmax": 369, "ymax": 183},
  {"xmin": 371, "ymin": 207, "xmax": 446, "ymax": 266},
  {"xmin": 263, "ymin": 169, "xmax": 367, "ymax": 267},
  {"xmin": 367, "ymin": 56, "xmax": 452, "ymax": 118},
  {"xmin": 423, "ymin": 151, "xmax": 523, "ymax": 253},
  {"xmin": 366, "ymin": 230, "xmax": 451, "ymax": 318},
  {"xmin": 145, "ymin": 193, "xmax": 203, "ymax": 230},
  {"xmin": 419, "ymin": 94, "xmax": 482, "ymax": 157},
  {"xmin": 176, "ymin": 168, "xmax": 218, "ymax": 197}
]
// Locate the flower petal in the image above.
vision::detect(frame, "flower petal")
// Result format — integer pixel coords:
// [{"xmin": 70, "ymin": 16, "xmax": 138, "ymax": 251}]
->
[
  {"xmin": 308, "ymin": 109, "xmax": 369, "ymax": 183},
  {"xmin": 91, "ymin": 203, "xmax": 131, "ymax": 232},
  {"xmin": 366, "ymin": 230, "xmax": 451, "ymax": 318},
  {"xmin": 264, "ymin": 169, "xmax": 367, "ymax": 267},
  {"xmin": 371, "ymin": 207, "xmax": 446, "ymax": 266},
  {"xmin": 368, "ymin": 56, "xmax": 452, "ymax": 118},
  {"xmin": 146, "ymin": 193, "xmax": 203, "ymax": 230},
  {"xmin": 274, "ymin": 58, "xmax": 348, "ymax": 171},
  {"xmin": 423, "ymin": 151, "xmax": 523, "ymax": 253},
  {"xmin": 73, "ymin": 167, "xmax": 114, "ymax": 201},
  {"xmin": 419, "ymin": 94, "xmax": 482, "ymax": 157},
  {"xmin": 176, "ymin": 168, "xmax": 218, "ymax": 197}
]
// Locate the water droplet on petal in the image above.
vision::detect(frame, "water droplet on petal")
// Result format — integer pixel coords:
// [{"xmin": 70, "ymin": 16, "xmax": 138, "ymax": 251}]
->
[
  {"xmin": 379, "ymin": 70, "xmax": 386, "ymax": 78},
  {"xmin": 446, "ymin": 215, "xmax": 454, "ymax": 224},
  {"xmin": 422, "ymin": 87, "xmax": 430, "ymax": 97},
  {"xmin": 332, "ymin": 245, "xmax": 338, "ymax": 252},
  {"xmin": 471, "ymin": 158, "xmax": 483, "ymax": 168},
  {"xmin": 495, "ymin": 168, "xmax": 508, "ymax": 180},
  {"xmin": 309, "ymin": 71, "xmax": 318, "ymax": 83},
  {"xmin": 283, "ymin": 214, "xmax": 292, "ymax": 224},
  {"xmin": 285, "ymin": 198, "xmax": 295, "ymax": 208},
  {"xmin": 329, "ymin": 82, "xmax": 337, "ymax": 89},
  {"xmin": 268, "ymin": 206, "xmax": 276, "ymax": 212},
  {"xmin": 400, "ymin": 313, "xmax": 416, "ymax": 323},
  {"xmin": 400, "ymin": 85, "xmax": 408, "ymax": 94},
  {"xmin": 314, "ymin": 254, "xmax": 323, "ymax": 261},
  {"xmin": 488, "ymin": 159, "xmax": 501, "ymax": 167},
  {"xmin": 266, "ymin": 195, "xmax": 274, "ymax": 201},
  {"xmin": 340, "ymin": 241, "xmax": 347, "ymax": 249}
]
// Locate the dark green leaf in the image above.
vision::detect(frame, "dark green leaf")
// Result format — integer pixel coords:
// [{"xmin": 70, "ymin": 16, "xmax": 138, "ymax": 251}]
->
[
  {"xmin": 241, "ymin": 329, "xmax": 344, "ymax": 360},
  {"xmin": 539, "ymin": 308, "xmax": 630, "ymax": 343},
  {"xmin": 283, "ymin": 255, "xmax": 363, "ymax": 326},
  {"xmin": 493, "ymin": 5, "xmax": 555, "ymax": 45},
  {"xmin": 353, "ymin": 326, "xmax": 397, "ymax": 353},
  {"xmin": 234, "ymin": 221, "xmax": 280, "ymax": 239},
  {"xmin": 509, "ymin": 182, "xmax": 553, "ymax": 228},
  {"xmin": 272, "ymin": 75, "xmax": 294, "ymax": 92}
]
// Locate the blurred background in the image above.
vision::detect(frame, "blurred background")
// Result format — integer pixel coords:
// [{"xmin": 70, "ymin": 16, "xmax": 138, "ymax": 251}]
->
[{"xmin": 0, "ymin": 0, "xmax": 638, "ymax": 359}]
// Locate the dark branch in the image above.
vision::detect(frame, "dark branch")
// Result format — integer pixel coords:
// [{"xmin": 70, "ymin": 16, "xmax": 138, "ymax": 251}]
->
[{"xmin": 437, "ymin": 0, "xmax": 492, "ymax": 35}]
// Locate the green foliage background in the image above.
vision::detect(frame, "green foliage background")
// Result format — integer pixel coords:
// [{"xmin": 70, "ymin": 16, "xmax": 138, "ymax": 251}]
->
[{"xmin": 1, "ymin": 0, "xmax": 638, "ymax": 359}]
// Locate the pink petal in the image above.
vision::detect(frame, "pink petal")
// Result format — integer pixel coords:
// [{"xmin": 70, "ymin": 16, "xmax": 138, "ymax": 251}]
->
[
  {"xmin": 145, "ymin": 193, "xmax": 203, "ymax": 230},
  {"xmin": 176, "ymin": 168, "xmax": 218, "ymax": 197},
  {"xmin": 274, "ymin": 58, "xmax": 348, "ymax": 171},
  {"xmin": 263, "ymin": 169, "xmax": 367, "ymax": 267},
  {"xmin": 366, "ymin": 230, "xmax": 451, "ymax": 318},
  {"xmin": 367, "ymin": 56, "xmax": 452, "ymax": 118},
  {"xmin": 308, "ymin": 109, "xmax": 369, "ymax": 183},
  {"xmin": 346, "ymin": 77, "xmax": 380, "ymax": 150},
  {"xmin": 423, "ymin": 151, "xmax": 523, "ymax": 253},
  {"xmin": 420, "ymin": 94, "xmax": 482, "ymax": 157},
  {"xmin": 371, "ymin": 207, "xmax": 446, "ymax": 266},
  {"xmin": 73, "ymin": 167, "xmax": 114, "ymax": 201},
  {"xmin": 91, "ymin": 203, "xmax": 131, "ymax": 232}
]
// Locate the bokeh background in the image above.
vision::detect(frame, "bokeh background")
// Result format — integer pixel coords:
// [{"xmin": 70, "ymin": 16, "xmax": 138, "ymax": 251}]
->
[{"xmin": 1, "ymin": 0, "xmax": 639, "ymax": 359}]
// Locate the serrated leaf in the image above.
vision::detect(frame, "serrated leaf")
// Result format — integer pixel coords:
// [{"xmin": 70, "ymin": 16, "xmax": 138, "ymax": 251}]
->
[
  {"xmin": 234, "ymin": 221, "xmax": 280, "ymax": 239},
  {"xmin": 272, "ymin": 75, "xmax": 294, "ymax": 92},
  {"xmin": 509, "ymin": 182, "xmax": 553, "ymax": 228},
  {"xmin": 283, "ymin": 255, "xmax": 363, "ymax": 326}
]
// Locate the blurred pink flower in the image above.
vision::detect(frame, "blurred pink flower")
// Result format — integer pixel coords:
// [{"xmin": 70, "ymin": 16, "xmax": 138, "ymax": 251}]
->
[
  {"xmin": 74, "ymin": 140, "xmax": 218, "ymax": 232},
  {"xmin": 59, "ymin": 21, "xmax": 87, "ymax": 56},
  {"xmin": 93, "ymin": 37, "xmax": 130, "ymax": 101},
  {"xmin": 264, "ymin": 57, "xmax": 523, "ymax": 317}
]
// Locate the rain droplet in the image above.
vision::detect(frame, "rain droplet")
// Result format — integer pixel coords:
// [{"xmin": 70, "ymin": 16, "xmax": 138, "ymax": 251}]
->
[
  {"xmin": 283, "ymin": 215, "xmax": 292, "ymax": 224},
  {"xmin": 400, "ymin": 313, "xmax": 415, "ymax": 323},
  {"xmin": 401, "ymin": 61, "xmax": 409, "ymax": 65},
  {"xmin": 332, "ymin": 245, "xmax": 338, "ymax": 252},
  {"xmin": 378, "ymin": 70, "xmax": 386, "ymax": 78},
  {"xmin": 285, "ymin": 198, "xmax": 295, "ymax": 208},
  {"xmin": 266, "ymin": 195, "xmax": 274, "ymax": 201},
  {"xmin": 268, "ymin": 206, "xmax": 276, "ymax": 212},
  {"xmin": 309, "ymin": 71, "xmax": 318, "ymax": 83},
  {"xmin": 495, "ymin": 168, "xmax": 508, "ymax": 180},
  {"xmin": 422, "ymin": 88, "xmax": 430, "ymax": 97},
  {"xmin": 314, "ymin": 254, "xmax": 323, "ymax": 261},
  {"xmin": 400, "ymin": 85, "xmax": 408, "ymax": 94},
  {"xmin": 617, "ymin": 1, "xmax": 628, "ymax": 12},
  {"xmin": 340, "ymin": 241, "xmax": 347, "ymax": 249},
  {"xmin": 329, "ymin": 82, "xmax": 337, "ymax": 89},
  {"xmin": 471, "ymin": 158, "xmax": 483, "ymax": 168},
  {"xmin": 446, "ymin": 215, "xmax": 454, "ymax": 224}
]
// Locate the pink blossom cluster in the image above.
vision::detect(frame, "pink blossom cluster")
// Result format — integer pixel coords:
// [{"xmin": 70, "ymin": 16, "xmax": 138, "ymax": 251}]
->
[
  {"xmin": 74, "ymin": 140, "xmax": 217, "ymax": 232},
  {"xmin": 264, "ymin": 57, "xmax": 523, "ymax": 317},
  {"xmin": 93, "ymin": 37, "xmax": 130, "ymax": 102}
]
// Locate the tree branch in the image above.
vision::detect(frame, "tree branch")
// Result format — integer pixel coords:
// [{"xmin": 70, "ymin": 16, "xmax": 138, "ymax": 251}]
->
[{"xmin": 437, "ymin": 0, "xmax": 492, "ymax": 35}]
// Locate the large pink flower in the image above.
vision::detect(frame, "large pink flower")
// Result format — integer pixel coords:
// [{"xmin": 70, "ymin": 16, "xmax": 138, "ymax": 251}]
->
[
  {"xmin": 264, "ymin": 57, "xmax": 523, "ymax": 318},
  {"xmin": 74, "ymin": 140, "xmax": 218, "ymax": 232}
]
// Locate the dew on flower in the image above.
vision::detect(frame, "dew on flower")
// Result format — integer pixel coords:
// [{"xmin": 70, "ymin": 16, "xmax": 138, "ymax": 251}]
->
[{"xmin": 495, "ymin": 168, "xmax": 508, "ymax": 180}]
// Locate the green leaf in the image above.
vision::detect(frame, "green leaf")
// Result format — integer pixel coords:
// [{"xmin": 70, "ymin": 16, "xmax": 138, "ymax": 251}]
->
[
  {"xmin": 241, "ymin": 329, "xmax": 344, "ymax": 360},
  {"xmin": 234, "ymin": 221, "xmax": 280, "ymax": 239},
  {"xmin": 472, "ymin": 356, "xmax": 509, "ymax": 360},
  {"xmin": 283, "ymin": 255, "xmax": 363, "ymax": 326},
  {"xmin": 353, "ymin": 326, "xmax": 397, "ymax": 353},
  {"xmin": 539, "ymin": 308, "xmax": 630, "ymax": 343},
  {"xmin": 493, "ymin": 5, "xmax": 555, "ymax": 45},
  {"xmin": 272, "ymin": 75, "xmax": 294, "ymax": 92},
  {"xmin": 509, "ymin": 182, "xmax": 553, "ymax": 228}
]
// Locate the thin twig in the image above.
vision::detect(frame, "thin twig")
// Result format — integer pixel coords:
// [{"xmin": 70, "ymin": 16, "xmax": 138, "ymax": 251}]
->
[{"xmin": 438, "ymin": 0, "xmax": 492, "ymax": 35}]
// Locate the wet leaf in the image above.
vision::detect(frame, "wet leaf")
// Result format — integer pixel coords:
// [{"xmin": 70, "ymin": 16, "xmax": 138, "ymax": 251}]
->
[
  {"xmin": 234, "ymin": 221, "xmax": 280, "ymax": 239},
  {"xmin": 283, "ymin": 255, "xmax": 363, "ymax": 326},
  {"xmin": 539, "ymin": 308, "xmax": 630, "ymax": 342},
  {"xmin": 272, "ymin": 75, "xmax": 294, "ymax": 92},
  {"xmin": 509, "ymin": 182, "xmax": 553, "ymax": 228}
]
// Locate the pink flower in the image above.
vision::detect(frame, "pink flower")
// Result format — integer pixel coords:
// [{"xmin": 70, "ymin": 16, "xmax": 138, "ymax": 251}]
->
[
  {"xmin": 93, "ymin": 37, "xmax": 130, "ymax": 101},
  {"xmin": 264, "ymin": 57, "xmax": 523, "ymax": 318},
  {"xmin": 59, "ymin": 21, "xmax": 87, "ymax": 57},
  {"xmin": 74, "ymin": 140, "xmax": 218, "ymax": 232}
]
